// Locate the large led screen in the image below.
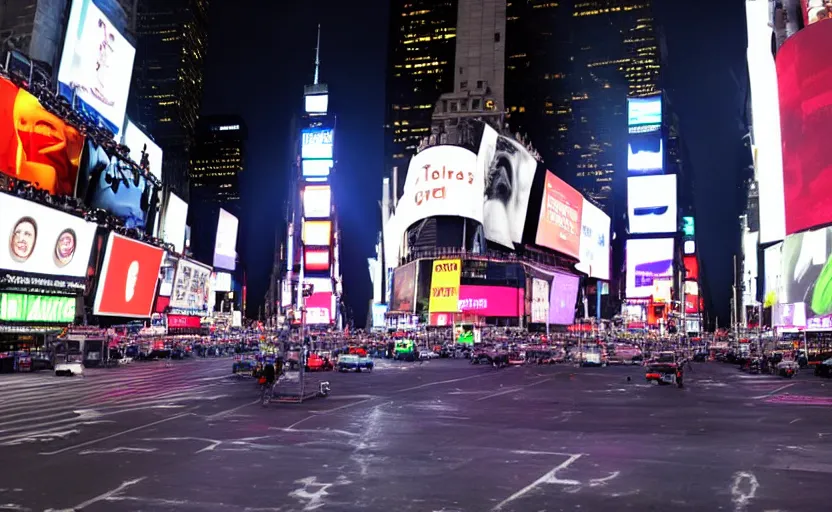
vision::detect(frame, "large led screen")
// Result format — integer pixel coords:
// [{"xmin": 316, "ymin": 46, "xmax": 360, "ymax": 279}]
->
[
  {"xmin": 302, "ymin": 220, "xmax": 331, "ymax": 246},
  {"xmin": 305, "ymin": 278, "xmax": 333, "ymax": 325},
  {"xmin": 0, "ymin": 293, "xmax": 76, "ymax": 323},
  {"xmin": 626, "ymin": 238, "xmax": 674, "ymax": 298},
  {"xmin": 302, "ymin": 159, "xmax": 333, "ymax": 178},
  {"xmin": 397, "ymin": 145, "xmax": 483, "ymax": 231},
  {"xmin": 627, "ymin": 131, "xmax": 663, "ymax": 174},
  {"xmin": 535, "ymin": 171, "xmax": 583, "ymax": 259},
  {"xmin": 303, "ymin": 185, "xmax": 331, "ymax": 219},
  {"xmin": 372, "ymin": 303, "xmax": 388, "ymax": 328},
  {"xmin": 627, "ymin": 96, "xmax": 662, "ymax": 131},
  {"xmin": 390, "ymin": 261, "xmax": 416, "ymax": 312},
  {"xmin": 684, "ymin": 254, "xmax": 699, "ymax": 281},
  {"xmin": 746, "ymin": 0, "xmax": 786, "ymax": 243},
  {"xmin": 162, "ymin": 192, "xmax": 188, "ymax": 255},
  {"xmin": 305, "ymin": 94, "xmax": 329, "ymax": 114},
  {"xmin": 549, "ymin": 273, "xmax": 579, "ymax": 325},
  {"xmin": 304, "ymin": 248, "xmax": 330, "ymax": 272},
  {"xmin": 0, "ymin": 78, "xmax": 85, "ymax": 196},
  {"xmin": 575, "ymin": 198, "xmax": 611, "ymax": 280},
  {"xmin": 58, "ymin": 0, "xmax": 136, "ymax": 135},
  {"xmin": 627, "ymin": 175, "xmax": 677, "ymax": 234},
  {"xmin": 93, "ymin": 233, "xmax": 164, "ymax": 318},
  {"xmin": 779, "ymin": 227, "xmax": 832, "ymax": 327},
  {"xmin": 531, "ymin": 278, "xmax": 549, "ymax": 323},
  {"xmin": 212, "ymin": 271, "xmax": 232, "ymax": 293},
  {"xmin": 477, "ymin": 125, "xmax": 537, "ymax": 248},
  {"xmin": 764, "ymin": 242, "xmax": 783, "ymax": 307},
  {"xmin": 213, "ymin": 208, "xmax": 238, "ymax": 271},
  {"xmin": 0, "ymin": 194, "xmax": 96, "ymax": 279},
  {"xmin": 777, "ymin": 21, "xmax": 832, "ymax": 236},
  {"xmin": 123, "ymin": 120, "xmax": 163, "ymax": 181},
  {"xmin": 301, "ymin": 127, "xmax": 334, "ymax": 159},
  {"xmin": 457, "ymin": 286, "xmax": 523, "ymax": 317},
  {"xmin": 169, "ymin": 259, "xmax": 211, "ymax": 313}
]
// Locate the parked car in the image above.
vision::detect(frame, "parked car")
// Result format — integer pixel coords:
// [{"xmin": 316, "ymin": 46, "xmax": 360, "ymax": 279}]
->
[
  {"xmin": 55, "ymin": 351, "xmax": 84, "ymax": 377},
  {"xmin": 418, "ymin": 350, "xmax": 439, "ymax": 360},
  {"xmin": 814, "ymin": 358, "xmax": 832, "ymax": 378},
  {"xmin": 337, "ymin": 354, "xmax": 374, "ymax": 372}
]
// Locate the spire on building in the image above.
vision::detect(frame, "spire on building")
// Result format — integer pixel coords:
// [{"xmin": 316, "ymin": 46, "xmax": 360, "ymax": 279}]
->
[{"xmin": 314, "ymin": 24, "xmax": 321, "ymax": 86}]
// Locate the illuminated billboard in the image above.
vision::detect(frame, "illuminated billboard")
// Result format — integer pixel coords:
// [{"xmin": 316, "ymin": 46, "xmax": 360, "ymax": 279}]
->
[
  {"xmin": 396, "ymin": 145, "xmax": 483, "ymax": 231},
  {"xmin": 302, "ymin": 158, "xmax": 333, "ymax": 178},
  {"xmin": 764, "ymin": 242, "xmax": 783, "ymax": 307},
  {"xmin": 777, "ymin": 21, "xmax": 832, "ymax": 236},
  {"xmin": 457, "ymin": 285, "xmax": 523, "ymax": 317},
  {"xmin": 627, "ymin": 96, "xmax": 662, "ymax": 131},
  {"xmin": 429, "ymin": 259, "xmax": 461, "ymax": 314},
  {"xmin": 531, "ymin": 278, "xmax": 549, "ymax": 323},
  {"xmin": 0, "ymin": 77, "xmax": 85, "ymax": 196},
  {"xmin": 627, "ymin": 175, "xmax": 677, "ymax": 234},
  {"xmin": 302, "ymin": 220, "xmax": 331, "ymax": 246},
  {"xmin": 170, "ymin": 259, "xmax": 211, "ymax": 313},
  {"xmin": 626, "ymin": 238, "xmax": 674, "ymax": 298},
  {"xmin": 575, "ymin": 198, "xmax": 611, "ymax": 280},
  {"xmin": 212, "ymin": 271, "xmax": 232, "ymax": 293},
  {"xmin": 478, "ymin": 125, "xmax": 537, "ymax": 248},
  {"xmin": 304, "ymin": 248, "xmax": 330, "ymax": 272},
  {"xmin": 305, "ymin": 277, "xmax": 333, "ymax": 325},
  {"xmin": 0, "ymin": 293, "xmax": 76, "ymax": 323},
  {"xmin": 535, "ymin": 171, "xmax": 583, "ymax": 259},
  {"xmin": 549, "ymin": 273, "xmax": 579, "ymax": 325},
  {"xmin": 123, "ymin": 120, "xmax": 163, "ymax": 181},
  {"xmin": 58, "ymin": 0, "xmax": 136, "ymax": 135},
  {"xmin": 746, "ymin": 0, "xmax": 786, "ymax": 243},
  {"xmin": 305, "ymin": 94, "xmax": 329, "ymax": 114},
  {"xmin": 301, "ymin": 127, "xmax": 334, "ymax": 159},
  {"xmin": 93, "ymin": 233, "xmax": 164, "ymax": 318},
  {"xmin": 162, "ymin": 192, "xmax": 188, "ymax": 255},
  {"xmin": 779, "ymin": 227, "xmax": 832, "ymax": 328},
  {"xmin": 213, "ymin": 209, "xmax": 238, "ymax": 271},
  {"xmin": 390, "ymin": 261, "xmax": 416, "ymax": 312},
  {"xmin": 303, "ymin": 185, "xmax": 331, "ymax": 219},
  {"xmin": 684, "ymin": 255, "xmax": 699, "ymax": 281},
  {"xmin": 627, "ymin": 131, "xmax": 663, "ymax": 174}
]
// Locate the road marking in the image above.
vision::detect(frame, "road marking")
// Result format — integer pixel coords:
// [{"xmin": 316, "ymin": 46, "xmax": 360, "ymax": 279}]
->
[
  {"xmin": 40, "ymin": 413, "xmax": 192, "ymax": 456},
  {"xmin": 206, "ymin": 400, "xmax": 260, "ymax": 420},
  {"xmin": 476, "ymin": 378, "xmax": 552, "ymax": 401},
  {"xmin": 789, "ymin": 418, "xmax": 801, "ymax": 424},
  {"xmin": 45, "ymin": 477, "xmax": 146, "ymax": 512},
  {"xmin": 511, "ymin": 450, "xmax": 578, "ymax": 457},
  {"xmin": 752, "ymin": 383, "xmax": 795, "ymax": 399},
  {"xmin": 394, "ymin": 372, "xmax": 493, "ymax": 393},
  {"xmin": 287, "ymin": 398, "xmax": 380, "ymax": 430},
  {"xmin": 730, "ymin": 471, "xmax": 759, "ymax": 512},
  {"xmin": 493, "ymin": 453, "xmax": 583, "ymax": 510}
]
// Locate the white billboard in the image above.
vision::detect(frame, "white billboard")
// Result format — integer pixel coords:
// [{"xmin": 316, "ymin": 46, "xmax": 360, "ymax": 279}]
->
[
  {"xmin": 575, "ymin": 198, "xmax": 611, "ymax": 281},
  {"xmin": 305, "ymin": 94, "xmax": 329, "ymax": 114},
  {"xmin": 123, "ymin": 120, "xmax": 163, "ymax": 181},
  {"xmin": 170, "ymin": 259, "xmax": 211, "ymax": 313},
  {"xmin": 531, "ymin": 278, "xmax": 549, "ymax": 323},
  {"xmin": 302, "ymin": 220, "xmax": 331, "ymax": 246},
  {"xmin": 742, "ymin": 231, "xmax": 759, "ymax": 307},
  {"xmin": 57, "ymin": 0, "xmax": 136, "ymax": 136},
  {"xmin": 303, "ymin": 185, "xmax": 331, "ymax": 218},
  {"xmin": 212, "ymin": 271, "xmax": 232, "ymax": 293},
  {"xmin": 162, "ymin": 193, "xmax": 188, "ymax": 255},
  {"xmin": 301, "ymin": 127, "xmax": 334, "ymax": 159},
  {"xmin": 397, "ymin": 145, "xmax": 483, "ymax": 232},
  {"xmin": 746, "ymin": 0, "xmax": 786, "ymax": 243},
  {"xmin": 627, "ymin": 174, "xmax": 677, "ymax": 234},
  {"xmin": 0, "ymin": 194, "xmax": 97, "ymax": 278},
  {"xmin": 213, "ymin": 209, "xmax": 238, "ymax": 271},
  {"xmin": 763, "ymin": 242, "xmax": 783, "ymax": 307},
  {"xmin": 626, "ymin": 238, "xmax": 674, "ymax": 298},
  {"xmin": 302, "ymin": 158, "xmax": 333, "ymax": 178}
]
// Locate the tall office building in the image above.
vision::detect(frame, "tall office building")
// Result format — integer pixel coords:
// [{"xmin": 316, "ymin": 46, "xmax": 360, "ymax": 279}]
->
[
  {"xmin": 129, "ymin": 0, "xmax": 209, "ymax": 200},
  {"xmin": 189, "ymin": 116, "xmax": 245, "ymax": 214},
  {"xmin": 385, "ymin": 0, "xmax": 458, "ymax": 182}
]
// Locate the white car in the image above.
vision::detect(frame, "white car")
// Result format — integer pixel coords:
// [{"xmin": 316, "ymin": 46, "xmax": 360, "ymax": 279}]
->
[
  {"xmin": 419, "ymin": 350, "xmax": 439, "ymax": 360},
  {"xmin": 55, "ymin": 353, "xmax": 84, "ymax": 376}
]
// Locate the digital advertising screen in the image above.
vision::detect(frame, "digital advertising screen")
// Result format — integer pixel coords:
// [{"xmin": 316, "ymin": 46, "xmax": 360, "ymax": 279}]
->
[
  {"xmin": 304, "ymin": 248, "xmax": 330, "ymax": 272},
  {"xmin": 626, "ymin": 238, "xmax": 674, "ymax": 298},
  {"xmin": 457, "ymin": 285, "xmax": 523, "ymax": 317},
  {"xmin": 169, "ymin": 258, "xmax": 211, "ymax": 313},
  {"xmin": 397, "ymin": 145, "xmax": 483, "ymax": 232},
  {"xmin": 779, "ymin": 227, "xmax": 832, "ymax": 326},
  {"xmin": 684, "ymin": 254, "xmax": 699, "ymax": 281},
  {"xmin": 531, "ymin": 278, "xmax": 549, "ymax": 323},
  {"xmin": 305, "ymin": 94, "xmax": 329, "ymax": 114},
  {"xmin": 627, "ymin": 131, "xmax": 663, "ymax": 174},
  {"xmin": 575, "ymin": 198, "xmax": 611, "ymax": 280},
  {"xmin": 302, "ymin": 158, "xmax": 333, "ymax": 178},
  {"xmin": 303, "ymin": 185, "xmax": 331, "ymax": 219},
  {"xmin": 123, "ymin": 120, "xmax": 163, "ymax": 181},
  {"xmin": 93, "ymin": 233, "xmax": 164, "ymax": 318},
  {"xmin": 477, "ymin": 125, "xmax": 537, "ymax": 248},
  {"xmin": 0, "ymin": 293, "xmax": 76, "ymax": 323},
  {"xmin": 158, "ymin": 264, "xmax": 175, "ymax": 297},
  {"xmin": 549, "ymin": 273, "xmax": 579, "ymax": 325},
  {"xmin": 162, "ymin": 192, "xmax": 188, "ymax": 255},
  {"xmin": 764, "ymin": 242, "xmax": 783, "ymax": 307},
  {"xmin": 627, "ymin": 174, "xmax": 677, "ymax": 234},
  {"xmin": 167, "ymin": 314, "xmax": 201, "ymax": 329},
  {"xmin": 305, "ymin": 277, "xmax": 333, "ymax": 325},
  {"xmin": 777, "ymin": 21, "xmax": 832, "ymax": 236},
  {"xmin": 213, "ymin": 208, "xmax": 238, "ymax": 271},
  {"xmin": 773, "ymin": 302, "xmax": 807, "ymax": 328},
  {"xmin": 0, "ymin": 77, "xmax": 85, "ymax": 196},
  {"xmin": 302, "ymin": 220, "xmax": 331, "ymax": 246},
  {"xmin": 57, "ymin": 0, "xmax": 136, "ymax": 135},
  {"xmin": 301, "ymin": 127, "xmax": 334, "ymax": 160},
  {"xmin": 390, "ymin": 261, "xmax": 416, "ymax": 312},
  {"xmin": 212, "ymin": 271, "xmax": 232, "ymax": 293},
  {"xmin": 627, "ymin": 96, "xmax": 662, "ymax": 131},
  {"xmin": 684, "ymin": 240, "xmax": 696, "ymax": 255},
  {"xmin": 429, "ymin": 259, "xmax": 461, "ymax": 313},
  {"xmin": 372, "ymin": 303, "xmax": 388, "ymax": 329},
  {"xmin": 746, "ymin": 0, "xmax": 787, "ymax": 244},
  {"xmin": 0, "ymin": 193, "xmax": 97, "ymax": 280},
  {"xmin": 535, "ymin": 171, "xmax": 583, "ymax": 259}
]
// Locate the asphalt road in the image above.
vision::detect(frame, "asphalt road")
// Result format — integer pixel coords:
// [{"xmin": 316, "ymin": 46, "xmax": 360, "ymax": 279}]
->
[{"xmin": 2, "ymin": 358, "xmax": 832, "ymax": 511}]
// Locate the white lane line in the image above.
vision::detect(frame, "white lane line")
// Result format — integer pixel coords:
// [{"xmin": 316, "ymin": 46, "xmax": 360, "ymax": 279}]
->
[
  {"xmin": 753, "ymin": 383, "xmax": 795, "ymax": 399},
  {"xmin": 512, "ymin": 450, "xmax": 579, "ymax": 457},
  {"xmin": 287, "ymin": 398, "xmax": 383, "ymax": 431},
  {"xmin": 394, "ymin": 372, "xmax": 493, "ymax": 393},
  {"xmin": 493, "ymin": 454, "xmax": 583, "ymax": 510},
  {"xmin": 205, "ymin": 400, "xmax": 260, "ymax": 420},
  {"xmin": 45, "ymin": 477, "xmax": 146, "ymax": 512},
  {"xmin": 40, "ymin": 412, "xmax": 193, "ymax": 456},
  {"xmin": 476, "ymin": 378, "xmax": 553, "ymax": 401}
]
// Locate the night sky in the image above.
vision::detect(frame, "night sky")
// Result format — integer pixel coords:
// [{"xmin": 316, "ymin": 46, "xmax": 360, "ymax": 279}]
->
[{"xmin": 201, "ymin": 0, "xmax": 747, "ymax": 329}]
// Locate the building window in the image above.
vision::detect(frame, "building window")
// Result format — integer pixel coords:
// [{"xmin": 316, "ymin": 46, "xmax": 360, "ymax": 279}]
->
[
  {"xmin": 476, "ymin": 80, "xmax": 484, "ymax": 89},
  {"xmin": 494, "ymin": 32, "xmax": 501, "ymax": 42},
  {"xmin": 459, "ymin": 66, "xmax": 463, "ymax": 75},
  {"xmin": 460, "ymin": 80, "xmax": 468, "ymax": 89},
  {"xmin": 449, "ymin": 101, "xmax": 458, "ymax": 112},
  {"xmin": 472, "ymin": 98, "xmax": 481, "ymax": 110}
]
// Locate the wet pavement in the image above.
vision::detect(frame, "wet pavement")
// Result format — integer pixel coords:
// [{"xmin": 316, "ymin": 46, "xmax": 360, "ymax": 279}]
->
[{"xmin": 2, "ymin": 358, "xmax": 832, "ymax": 511}]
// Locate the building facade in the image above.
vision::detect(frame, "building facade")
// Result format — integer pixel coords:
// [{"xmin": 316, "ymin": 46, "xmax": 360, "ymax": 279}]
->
[{"xmin": 189, "ymin": 116, "xmax": 246, "ymax": 214}]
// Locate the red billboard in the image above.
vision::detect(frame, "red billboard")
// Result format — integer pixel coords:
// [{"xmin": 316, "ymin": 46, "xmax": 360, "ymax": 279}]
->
[
  {"xmin": 535, "ymin": 171, "xmax": 583, "ymax": 258},
  {"xmin": 93, "ymin": 234, "xmax": 164, "ymax": 318},
  {"xmin": 304, "ymin": 248, "xmax": 330, "ymax": 272},
  {"xmin": 685, "ymin": 293, "xmax": 703, "ymax": 314},
  {"xmin": 167, "ymin": 315, "xmax": 201, "ymax": 328},
  {"xmin": 683, "ymin": 255, "xmax": 699, "ymax": 281},
  {"xmin": 778, "ymin": 22, "xmax": 832, "ymax": 235},
  {"xmin": 458, "ymin": 285, "xmax": 523, "ymax": 317},
  {"xmin": 306, "ymin": 291, "xmax": 332, "ymax": 324},
  {"xmin": 0, "ymin": 77, "xmax": 84, "ymax": 195}
]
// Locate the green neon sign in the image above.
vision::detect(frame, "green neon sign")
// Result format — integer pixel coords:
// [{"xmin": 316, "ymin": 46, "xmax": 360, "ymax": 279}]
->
[
  {"xmin": 682, "ymin": 216, "xmax": 695, "ymax": 237},
  {"xmin": 0, "ymin": 293, "xmax": 75, "ymax": 323}
]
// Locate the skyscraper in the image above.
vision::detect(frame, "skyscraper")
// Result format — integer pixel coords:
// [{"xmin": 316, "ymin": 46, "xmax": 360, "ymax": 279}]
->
[
  {"xmin": 189, "ymin": 116, "xmax": 246, "ymax": 213},
  {"xmin": 385, "ymin": 0, "xmax": 458, "ymax": 181},
  {"xmin": 129, "ymin": 0, "xmax": 209, "ymax": 200}
]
